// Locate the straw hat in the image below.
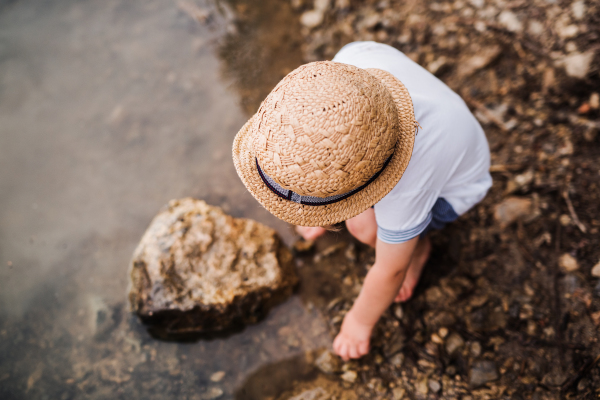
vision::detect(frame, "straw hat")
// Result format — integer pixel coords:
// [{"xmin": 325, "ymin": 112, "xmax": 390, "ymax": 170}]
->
[{"xmin": 232, "ymin": 61, "xmax": 415, "ymax": 226}]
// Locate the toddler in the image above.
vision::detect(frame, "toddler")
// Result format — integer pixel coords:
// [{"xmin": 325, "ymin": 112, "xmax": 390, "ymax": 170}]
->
[{"xmin": 232, "ymin": 41, "xmax": 491, "ymax": 361}]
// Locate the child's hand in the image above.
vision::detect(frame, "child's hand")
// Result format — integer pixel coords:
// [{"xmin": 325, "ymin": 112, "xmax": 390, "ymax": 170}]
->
[{"xmin": 333, "ymin": 309, "xmax": 373, "ymax": 361}]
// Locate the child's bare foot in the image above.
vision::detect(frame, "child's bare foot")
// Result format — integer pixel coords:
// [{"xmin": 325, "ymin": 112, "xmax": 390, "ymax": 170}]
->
[
  {"xmin": 394, "ymin": 236, "xmax": 431, "ymax": 302},
  {"xmin": 295, "ymin": 226, "xmax": 327, "ymax": 241}
]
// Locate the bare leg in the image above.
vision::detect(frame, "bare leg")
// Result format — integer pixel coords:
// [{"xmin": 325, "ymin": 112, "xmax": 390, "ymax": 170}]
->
[
  {"xmin": 295, "ymin": 226, "xmax": 327, "ymax": 241},
  {"xmin": 345, "ymin": 208, "xmax": 377, "ymax": 248},
  {"xmin": 394, "ymin": 235, "xmax": 431, "ymax": 302}
]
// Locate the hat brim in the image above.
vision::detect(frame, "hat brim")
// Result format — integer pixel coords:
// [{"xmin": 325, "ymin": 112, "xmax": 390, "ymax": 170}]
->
[{"xmin": 232, "ymin": 67, "xmax": 415, "ymax": 227}]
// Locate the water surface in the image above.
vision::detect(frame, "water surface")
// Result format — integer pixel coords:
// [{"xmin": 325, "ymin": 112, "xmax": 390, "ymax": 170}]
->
[{"xmin": 0, "ymin": 1, "xmax": 331, "ymax": 398}]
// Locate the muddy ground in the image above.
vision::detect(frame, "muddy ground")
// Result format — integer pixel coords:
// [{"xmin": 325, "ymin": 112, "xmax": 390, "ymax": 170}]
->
[{"xmin": 268, "ymin": 0, "xmax": 600, "ymax": 398}]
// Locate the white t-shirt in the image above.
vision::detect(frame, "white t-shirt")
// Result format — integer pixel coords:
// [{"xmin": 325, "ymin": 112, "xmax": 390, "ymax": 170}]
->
[{"xmin": 332, "ymin": 42, "xmax": 492, "ymax": 243}]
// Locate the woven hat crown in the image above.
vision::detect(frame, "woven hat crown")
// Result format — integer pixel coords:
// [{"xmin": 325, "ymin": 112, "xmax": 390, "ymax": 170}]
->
[{"xmin": 251, "ymin": 61, "xmax": 400, "ymax": 198}]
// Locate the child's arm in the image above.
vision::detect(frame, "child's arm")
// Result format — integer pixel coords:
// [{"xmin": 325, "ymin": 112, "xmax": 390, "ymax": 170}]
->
[{"xmin": 333, "ymin": 236, "xmax": 419, "ymax": 361}]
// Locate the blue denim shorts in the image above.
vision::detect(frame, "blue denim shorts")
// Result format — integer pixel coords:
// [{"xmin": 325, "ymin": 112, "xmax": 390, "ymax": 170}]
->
[{"xmin": 421, "ymin": 197, "xmax": 459, "ymax": 237}]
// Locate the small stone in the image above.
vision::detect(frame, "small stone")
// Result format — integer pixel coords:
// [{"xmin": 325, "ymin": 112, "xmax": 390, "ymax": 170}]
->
[
  {"xmin": 446, "ymin": 333, "xmax": 465, "ymax": 355},
  {"xmin": 341, "ymin": 370, "xmax": 357, "ymax": 383},
  {"xmin": 289, "ymin": 387, "xmax": 328, "ymax": 400},
  {"xmin": 431, "ymin": 333, "xmax": 443, "ymax": 344},
  {"xmin": 415, "ymin": 377, "xmax": 429, "ymax": 395},
  {"xmin": 561, "ymin": 51, "xmax": 595, "ymax": 79},
  {"xmin": 300, "ymin": 10, "xmax": 324, "ymax": 28},
  {"xmin": 314, "ymin": 350, "xmax": 340, "ymax": 374},
  {"xmin": 469, "ymin": 360, "xmax": 499, "ymax": 388},
  {"xmin": 591, "ymin": 261, "xmax": 600, "ymax": 278},
  {"xmin": 293, "ymin": 239, "xmax": 314, "ymax": 253},
  {"xmin": 498, "ymin": 11, "xmax": 522, "ymax": 32},
  {"xmin": 428, "ymin": 379, "xmax": 441, "ymax": 393},
  {"xmin": 590, "ymin": 93, "xmax": 600, "ymax": 109},
  {"xmin": 210, "ymin": 371, "xmax": 225, "ymax": 382},
  {"xmin": 393, "ymin": 304, "xmax": 403, "ymax": 319},
  {"xmin": 427, "ymin": 56, "xmax": 447, "ymax": 75},
  {"xmin": 572, "ymin": 0, "xmax": 585, "ymax": 19},
  {"xmin": 390, "ymin": 353, "xmax": 405, "ymax": 368},
  {"xmin": 438, "ymin": 327, "xmax": 449, "ymax": 338},
  {"xmin": 559, "ymin": 214, "xmax": 572, "ymax": 226},
  {"xmin": 201, "ymin": 387, "xmax": 223, "ymax": 400},
  {"xmin": 391, "ymin": 387, "xmax": 406, "ymax": 400},
  {"xmin": 493, "ymin": 197, "xmax": 535, "ymax": 228},
  {"xmin": 559, "ymin": 253, "xmax": 579, "ymax": 272},
  {"xmin": 470, "ymin": 341, "xmax": 482, "ymax": 358},
  {"xmin": 458, "ymin": 46, "xmax": 501, "ymax": 77}
]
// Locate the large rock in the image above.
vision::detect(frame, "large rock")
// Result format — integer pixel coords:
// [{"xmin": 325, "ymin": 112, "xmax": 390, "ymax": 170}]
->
[{"xmin": 128, "ymin": 198, "xmax": 297, "ymax": 337}]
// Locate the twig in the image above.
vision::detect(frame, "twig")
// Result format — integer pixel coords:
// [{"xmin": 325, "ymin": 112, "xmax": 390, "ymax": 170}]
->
[
  {"xmin": 561, "ymin": 353, "xmax": 600, "ymax": 393},
  {"xmin": 562, "ymin": 190, "xmax": 587, "ymax": 233},
  {"xmin": 461, "ymin": 91, "xmax": 510, "ymax": 132}
]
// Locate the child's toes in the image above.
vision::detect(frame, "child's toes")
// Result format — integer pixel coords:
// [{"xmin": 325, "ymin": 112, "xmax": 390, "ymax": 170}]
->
[
  {"xmin": 358, "ymin": 341, "xmax": 369, "ymax": 357},
  {"xmin": 348, "ymin": 345, "xmax": 359, "ymax": 359}
]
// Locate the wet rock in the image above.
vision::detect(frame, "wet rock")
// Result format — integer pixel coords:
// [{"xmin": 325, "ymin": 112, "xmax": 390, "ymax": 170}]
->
[
  {"xmin": 591, "ymin": 260, "xmax": 600, "ymax": 277},
  {"xmin": 493, "ymin": 196, "xmax": 536, "ymax": 227},
  {"xmin": 314, "ymin": 350, "xmax": 341, "ymax": 374},
  {"xmin": 128, "ymin": 198, "xmax": 297, "ymax": 335},
  {"xmin": 469, "ymin": 360, "xmax": 498, "ymax": 388},
  {"xmin": 559, "ymin": 253, "xmax": 579, "ymax": 272}
]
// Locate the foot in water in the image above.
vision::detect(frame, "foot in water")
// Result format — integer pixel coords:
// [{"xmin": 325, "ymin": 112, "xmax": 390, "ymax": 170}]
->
[
  {"xmin": 295, "ymin": 226, "xmax": 327, "ymax": 241},
  {"xmin": 394, "ymin": 236, "xmax": 431, "ymax": 302}
]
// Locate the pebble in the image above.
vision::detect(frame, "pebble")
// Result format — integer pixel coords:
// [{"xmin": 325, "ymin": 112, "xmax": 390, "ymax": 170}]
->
[
  {"xmin": 559, "ymin": 253, "xmax": 579, "ymax": 272},
  {"xmin": 493, "ymin": 197, "xmax": 534, "ymax": 227},
  {"xmin": 415, "ymin": 377, "xmax": 429, "ymax": 395},
  {"xmin": 561, "ymin": 51, "xmax": 594, "ymax": 79},
  {"xmin": 301, "ymin": 10, "xmax": 325, "ymax": 28},
  {"xmin": 341, "ymin": 370, "xmax": 357, "ymax": 383},
  {"xmin": 498, "ymin": 11, "xmax": 522, "ymax": 33},
  {"xmin": 390, "ymin": 353, "xmax": 404, "ymax": 368},
  {"xmin": 470, "ymin": 341, "xmax": 482, "ymax": 358},
  {"xmin": 391, "ymin": 387, "xmax": 406, "ymax": 400},
  {"xmin": 571, "ymin": 0, "xmax": 586, "ymax": 19},
  {"xmin": 201, "ymin": 387, "xmax": 223, "ymax": 399},
  {"xmin": 438, "ymin": 327, "xmax": 449, "ymax": 338},
  {"xmin": 393, "ymin": 304, "xmax": 404, "ymax": 319},
  {"xmin": 428, "ymin": 379, "xmax": 441, "ymax": 393},
  {"xmin": 590, "ymin": 93, "xmax": 600, "ymax": 109},
  {"xmin": 469, "ymin": 360, "xmax": 499, "ymax": 388},
  {"xmin": 591, "ymin": 261, "xmax": 600, "ymax": 278},
  {"xmin": 210, "ymin": 371, "xmax": 225, "ymax": 382},
  {"xmin": 446, "ymin": 333, "xmax": 465, "ymax": 355}
]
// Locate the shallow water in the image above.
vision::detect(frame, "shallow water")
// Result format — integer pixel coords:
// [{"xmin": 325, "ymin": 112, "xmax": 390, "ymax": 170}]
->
[{"xmin": 0, "ymin": 1, "xmax": 332, "ymax": 398}]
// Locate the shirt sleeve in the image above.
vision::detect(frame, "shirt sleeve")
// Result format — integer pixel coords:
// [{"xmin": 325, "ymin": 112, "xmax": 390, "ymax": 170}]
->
[{"xmin": 373, "ymin": 188, "xmax": 439, "ymax": 244}]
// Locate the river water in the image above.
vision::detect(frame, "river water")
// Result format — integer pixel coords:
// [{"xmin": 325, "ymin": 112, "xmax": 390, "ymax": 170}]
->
[{"xmin": 0, "ymin": 1, "xmax": 335, "ymax": 398}]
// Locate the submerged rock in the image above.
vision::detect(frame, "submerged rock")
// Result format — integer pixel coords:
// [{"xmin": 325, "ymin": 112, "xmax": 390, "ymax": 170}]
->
[{"xmin": 128, "ymin": 198, "xmax": 297, "ymax": 336}]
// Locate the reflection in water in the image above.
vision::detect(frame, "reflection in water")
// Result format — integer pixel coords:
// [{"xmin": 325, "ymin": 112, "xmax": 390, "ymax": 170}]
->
[{"xmin": 0, "ymin": 0, "xmax": 325, "ymax": 399}]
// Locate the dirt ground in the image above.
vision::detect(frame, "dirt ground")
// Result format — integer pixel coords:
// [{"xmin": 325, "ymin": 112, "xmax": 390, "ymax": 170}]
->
[{"xmin": 270, "ymin": 0, "xmax": 600, "ymax": 398}]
